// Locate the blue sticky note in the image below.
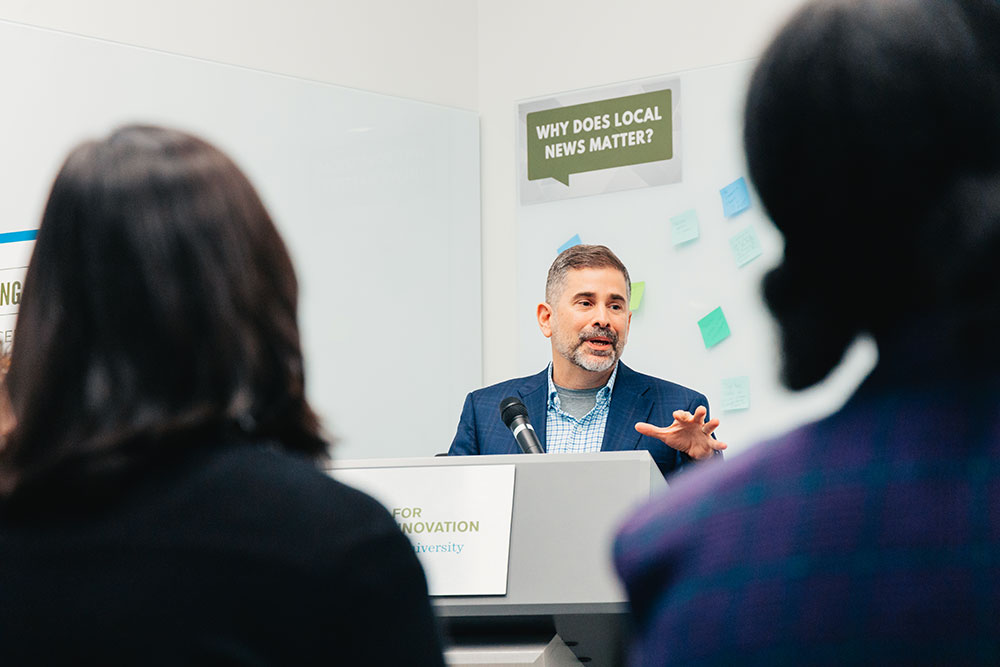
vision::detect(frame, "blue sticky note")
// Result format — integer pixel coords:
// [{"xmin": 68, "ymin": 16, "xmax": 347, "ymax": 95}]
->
[
  {"xmin": 729, "ymin": 226, "xmax": 763, "ymax": 267},
  {"xmin": 720, "ymin": 376, "xmax": 751, "ymax": 412},
  {"xmin": 558, "ymin": 234, "xmax": 582, "ymax": 254},
  {"xmin": 698, "ymin": 307, "xmax": 731, "ymax": 349},
  {"xmin": 670, "ymin": 209, "xmax": 700, "ymax": 246},
  {"xmin": 720, "ymin": 177, "xmax": 751, "ymax": 218}
]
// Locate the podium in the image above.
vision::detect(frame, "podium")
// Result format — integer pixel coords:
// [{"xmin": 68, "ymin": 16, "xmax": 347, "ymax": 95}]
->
[{"xmin": 329, "ymin": 451, "xmax": 666, "ymax": 666}]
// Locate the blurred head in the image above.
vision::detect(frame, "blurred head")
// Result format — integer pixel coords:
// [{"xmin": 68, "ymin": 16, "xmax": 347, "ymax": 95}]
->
[
  {"xmin": 1, "ymin": 125, "xmax": 324, "ymax": 497},
  {"xmin": 746, "ymin": 0, "xmax": 1000, "ymax": 389}
]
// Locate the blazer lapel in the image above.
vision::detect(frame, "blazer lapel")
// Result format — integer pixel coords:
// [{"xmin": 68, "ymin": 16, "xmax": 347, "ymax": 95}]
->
[
  {"xmin": 518, "ymin": 368, "xmax": 549, "ymax": 453},
  {"xmin": 602, "ymin": 363, "xmax": 653, "ymax": 452}
]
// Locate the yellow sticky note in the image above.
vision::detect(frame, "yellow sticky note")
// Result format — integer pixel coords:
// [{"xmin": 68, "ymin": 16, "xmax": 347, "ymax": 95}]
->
[{"xmin": 630, "ymin": 281, "xmax": 645, "ymax": 311}]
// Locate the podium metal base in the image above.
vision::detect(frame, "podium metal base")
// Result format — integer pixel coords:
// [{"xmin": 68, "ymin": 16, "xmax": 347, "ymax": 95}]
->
[
  {"xmin": 440, "ymin": 609, "xmax": 626, "ymax": 666},
  {"xmin": 445, "ymin": 634, "xmax": 581, "ymax": 666}
]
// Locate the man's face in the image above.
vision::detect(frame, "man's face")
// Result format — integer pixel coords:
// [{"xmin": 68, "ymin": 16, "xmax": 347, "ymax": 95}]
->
[{"xmin": 539, "ymin": 266, "xmax": 631, "ymax": 377}]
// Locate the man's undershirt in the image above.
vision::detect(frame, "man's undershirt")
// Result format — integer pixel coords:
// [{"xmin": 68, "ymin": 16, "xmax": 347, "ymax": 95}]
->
[{"xmin": 555, "ymin": 384, "xmax": 601, "ymax": 419}]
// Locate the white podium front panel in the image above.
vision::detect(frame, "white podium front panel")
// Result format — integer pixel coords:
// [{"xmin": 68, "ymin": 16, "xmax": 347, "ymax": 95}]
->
[
  {"xmin": 333, "ymin": 464, "xmax": 516, "ymax": 597},
  {"xmin": 328, "ymin": 451, "xmax": 666, "ymax": 615}
]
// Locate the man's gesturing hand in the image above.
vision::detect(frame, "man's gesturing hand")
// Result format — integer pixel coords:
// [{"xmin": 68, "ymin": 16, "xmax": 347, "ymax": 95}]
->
[{"xmin": 634, "ymin": 406, "xmax": 726, "ymax": 461}]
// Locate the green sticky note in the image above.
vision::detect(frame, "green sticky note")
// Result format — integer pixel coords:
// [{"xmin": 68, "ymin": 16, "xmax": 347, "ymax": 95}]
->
[
  {"xmin": 630, "ymin": 281, "xmax": 645, "ymax": 311},
  {"xmin": 698, "ymin": 307, "xmax": 731, "ymax": 348},
  {"xmin": 729, "ymin": 225, "xmax": 763, "ymax": 267},
  {"xmin": 670, "ymin": 209, "xmax": 700, "ymax": 246},
  {"xmin": 720, "ymin": 376, "xmax": 751, "ymax": 411}
]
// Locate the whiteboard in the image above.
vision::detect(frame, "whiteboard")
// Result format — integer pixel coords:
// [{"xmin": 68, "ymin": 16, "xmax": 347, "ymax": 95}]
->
[
  {"xmin": 517, "ymin": 60, "xmax": 876, "ymax": 456},
  {"xmin": 0, "ymin": 20, "xmax": 482, "ymax": 461}
]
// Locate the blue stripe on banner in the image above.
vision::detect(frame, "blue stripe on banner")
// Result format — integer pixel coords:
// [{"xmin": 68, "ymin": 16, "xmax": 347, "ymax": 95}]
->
[{"xmin": 0, "ymin": 230, "xmax": 38, "ymax": 244}]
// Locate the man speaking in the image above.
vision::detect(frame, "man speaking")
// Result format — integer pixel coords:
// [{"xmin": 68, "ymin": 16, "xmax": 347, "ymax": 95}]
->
[{"xmin": 448, "ymin": 244, "xmax": 724, "ymax": 477}]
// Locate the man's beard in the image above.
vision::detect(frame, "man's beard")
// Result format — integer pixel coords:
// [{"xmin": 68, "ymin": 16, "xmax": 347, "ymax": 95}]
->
[{"xmin": 556, "ymin": 325, "xmax": 622, "ymax": 373}]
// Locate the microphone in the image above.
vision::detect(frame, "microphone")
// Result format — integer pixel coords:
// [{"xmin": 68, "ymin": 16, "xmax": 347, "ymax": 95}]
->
[{"xmin": 500, "ymin": 397, "xmax": 544, "ymax": 454}]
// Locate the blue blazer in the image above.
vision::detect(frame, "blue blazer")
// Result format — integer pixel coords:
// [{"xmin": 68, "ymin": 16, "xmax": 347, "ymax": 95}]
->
[{"xmin": 447, "ymin": 362, "xmax": 712, "ymax": 477}]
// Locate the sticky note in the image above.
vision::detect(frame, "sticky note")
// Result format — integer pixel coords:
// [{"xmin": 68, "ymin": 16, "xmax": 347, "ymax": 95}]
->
[
  {"xmin": 670, "ymin": 209, "xmax": 700, "ymax": 246},
  {"xmin": 698, "ymin": 307, "xmax": 731, "ymax": 348},
  {"xmin": 729, "ymin": 226, "xmax": 763, "ymax": 267},
  {"xmin": 630, "ymin": 281, "xmax": 645, "ymax": 311},
  {"xmin": 720, "ymin": 177, "xmax": 751, "ymax": 218},
  {"xmin": 558, "ymin": 234, "xmax": 582, "ymax": 254},
  {"xmin": 720, "ymin": 376, "xmax": 751, "ymax": 411}
]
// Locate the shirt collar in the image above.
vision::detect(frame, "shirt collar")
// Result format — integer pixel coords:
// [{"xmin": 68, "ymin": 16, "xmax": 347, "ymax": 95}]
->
[{"xmin": 547, "ymin": 361, "xmax": 619, "ymax": 410}]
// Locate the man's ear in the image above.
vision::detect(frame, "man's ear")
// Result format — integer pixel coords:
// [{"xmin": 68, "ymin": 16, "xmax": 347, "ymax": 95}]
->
[{"xmin": 537, "ymin": 302, "xmax": 554, "ymax": 338}]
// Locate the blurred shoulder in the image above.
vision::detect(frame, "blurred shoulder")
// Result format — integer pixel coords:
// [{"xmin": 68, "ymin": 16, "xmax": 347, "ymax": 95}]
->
[
  {"xmin": 614, "ymin": 422, "xmax": 815, "ymax": 577},
  {"xmin": 175, "ymin": 441, "xmax": 405, "ymax": 550},
  {"xmin": 205, "ymin": 441, "xmax": 389, "ymax": 510}
]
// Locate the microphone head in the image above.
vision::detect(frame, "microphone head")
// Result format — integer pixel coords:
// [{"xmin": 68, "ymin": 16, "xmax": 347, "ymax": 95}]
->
[{"xmin": 499, "ymin": 396, "xmax": 529, "ymax": 429}]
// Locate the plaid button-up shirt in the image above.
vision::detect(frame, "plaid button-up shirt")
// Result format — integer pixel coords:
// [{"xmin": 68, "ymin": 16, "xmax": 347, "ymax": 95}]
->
[{"xmin": 544, "ymin": 362, "xmax": 618, "ymax": 453}]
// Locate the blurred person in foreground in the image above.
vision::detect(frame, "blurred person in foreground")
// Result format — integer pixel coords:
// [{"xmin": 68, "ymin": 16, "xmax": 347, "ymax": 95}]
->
[
  {"xmin": 0, "ymin": 125, "xmax": 445, "ymax": 665},
  {"xmin": 0, "ymin": 352, "xmax": 12, "ymax": 438},
  {"xmin": 614, "ymin": 0, "xmax": 1000, "ymax": 663}
]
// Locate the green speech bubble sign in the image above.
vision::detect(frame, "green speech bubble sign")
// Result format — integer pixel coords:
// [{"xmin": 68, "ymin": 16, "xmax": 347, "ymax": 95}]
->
[{"xmin": 526, "ymin": 89, "xmax": 672, "ymax": 186}]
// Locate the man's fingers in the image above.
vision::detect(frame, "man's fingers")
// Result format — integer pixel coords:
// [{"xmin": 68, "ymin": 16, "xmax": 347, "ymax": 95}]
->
[
  {"xmin": 702, "ymin": 418, "xmax": 720, "ymax": 436},
  {"xmin": 691, "ymin": 405, "xmax": 708, "ymax": 421},
  {"xmin": 635, "ymin": 421, "xmax": 668, "ymax": 437},
  {"xmin": 712, "ymin": 439, "xmax": 728, "ymax": 451},
  {"xmin": 672, "ymin": 410, "xmax": 692, "ymax": 421}
]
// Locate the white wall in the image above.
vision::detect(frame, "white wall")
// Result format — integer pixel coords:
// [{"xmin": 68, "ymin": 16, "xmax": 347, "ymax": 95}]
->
[
  {"xmin": 0, "ymin": 17, "xmax": 482, "ymax": 461},
  {"xmin": 1, "ymin": 0, "xmax": 818, "ymax": 400},
  {"xmin": 0, "ymin": 0, "xmax": 478, "ymax": 110},
  {"xmin": 476, "ymin": 0, "xmax": 808, "ymax": 383}
]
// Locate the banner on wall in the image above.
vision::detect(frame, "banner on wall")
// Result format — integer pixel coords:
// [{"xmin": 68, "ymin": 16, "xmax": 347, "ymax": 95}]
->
[
  {"xmin": 518, "ymin": 77, "xmax": 681, "ymax": 205},
  {"xmin": 0, "ymin": 232, "xmax": 36, "ymax": 356},
  {"xmin": 0, "ymin": 265, "xmax": 24, "ymax": 355}
]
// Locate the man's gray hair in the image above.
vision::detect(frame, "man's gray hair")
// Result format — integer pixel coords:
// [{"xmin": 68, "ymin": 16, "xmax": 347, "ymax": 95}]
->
[{"xmin": 545, "ymin": 244, "xmax": 631, "ymax": 304}]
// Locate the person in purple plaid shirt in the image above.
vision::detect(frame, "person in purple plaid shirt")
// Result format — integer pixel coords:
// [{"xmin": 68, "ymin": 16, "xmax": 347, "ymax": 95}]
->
[{"xmin": 614, "ymin": 0, "xmax": 1000, "ymax": 664}]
